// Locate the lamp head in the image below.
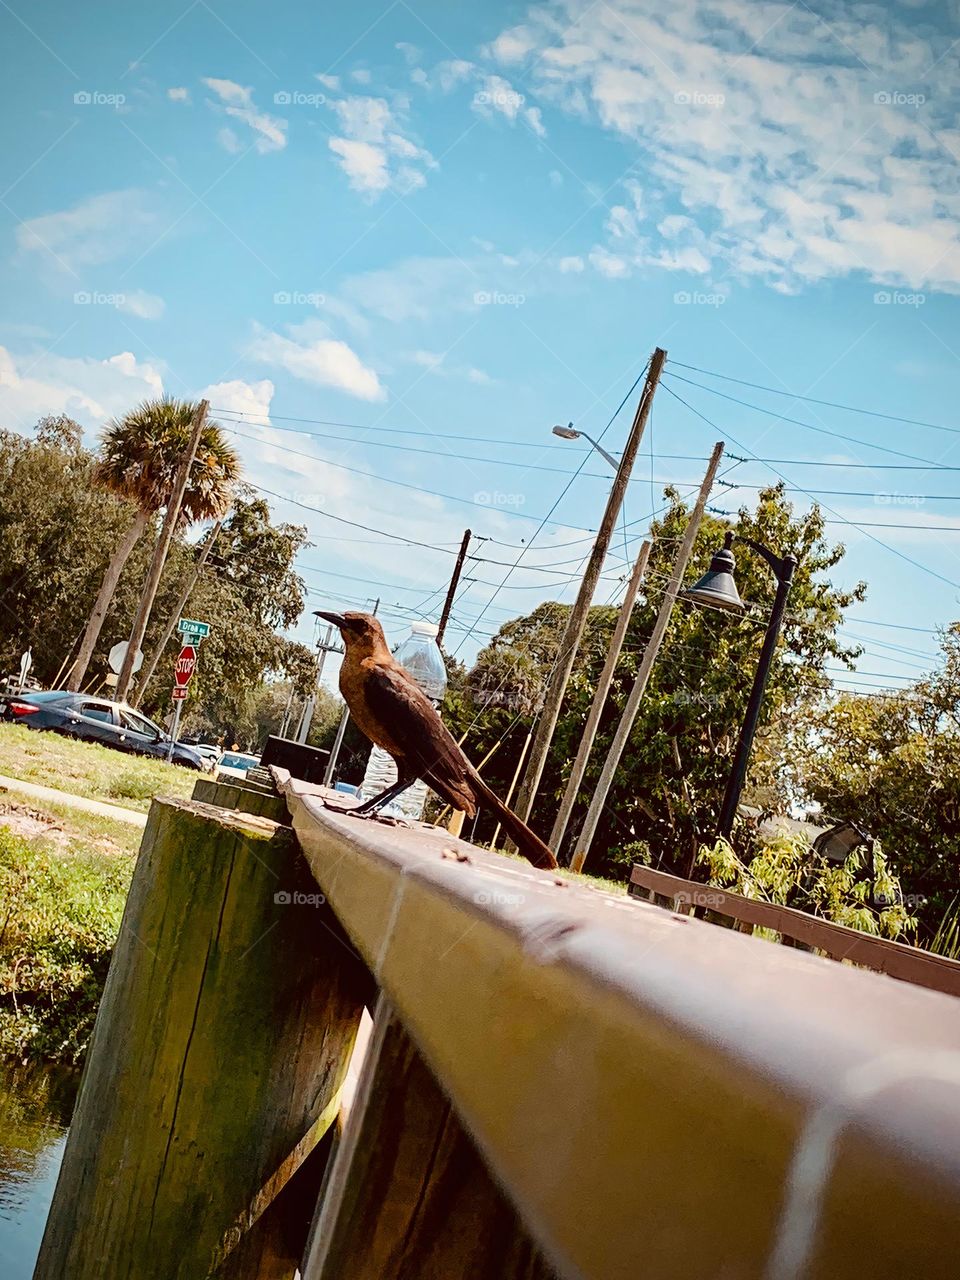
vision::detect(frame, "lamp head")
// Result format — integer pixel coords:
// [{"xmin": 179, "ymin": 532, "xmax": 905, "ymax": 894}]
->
[
  {"xmin": 552, "ymin": 423, "xmax": 580, "ymax": 441},
  {"xmin": 683, "ymin": 532, "xmax": 746, "ymax": 613}
]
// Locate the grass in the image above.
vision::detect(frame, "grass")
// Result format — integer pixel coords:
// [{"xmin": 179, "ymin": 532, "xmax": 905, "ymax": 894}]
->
[
  {"xmin": 0, "ymin": 784, "xmax": 142, "ymax": 858},
  {"xmin": 0, "ymin": 721, "xmax": 197, "ymax": 813},
  {"xmin": 0, "ymin": 826, "xmax": 132, "ymax": 1062}
]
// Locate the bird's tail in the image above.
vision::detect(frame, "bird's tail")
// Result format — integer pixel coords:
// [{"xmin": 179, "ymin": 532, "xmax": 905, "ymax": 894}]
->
[{"xmin": 468, "ymin": 770, "xmax": 558, "ymax": 870}]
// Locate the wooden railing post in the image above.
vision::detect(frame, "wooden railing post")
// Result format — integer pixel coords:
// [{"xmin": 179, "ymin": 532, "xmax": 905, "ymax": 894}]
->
[
  {"xmin": 300, "ymin": 999, "xmax": 557, "ymax": 1280},
  {"xmin": 34, "ymin": 797, "xmax": 368, "ymax": 1280}
]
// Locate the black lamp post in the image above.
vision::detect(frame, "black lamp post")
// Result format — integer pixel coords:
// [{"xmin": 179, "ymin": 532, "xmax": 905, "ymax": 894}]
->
[{"xmin": 684, "ymin": 531, "xmax": 797, "ymax": 841}]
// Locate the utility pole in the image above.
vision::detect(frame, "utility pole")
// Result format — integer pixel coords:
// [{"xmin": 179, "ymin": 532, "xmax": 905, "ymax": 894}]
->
[
  {"xmin": 134, "ymin": 518, "xmax": 224, "ymax": 701},
  {"xmin": 296, "ymin": 624, "xmax": 340, "ymax": 744},
  {"xmin": 510, "ymin": 347, "xmax": 667, "ymax": 837},
  {"xmin": 437, "ymin": 529, "xmax": 471, "ymax": 649},
  {"xmin": 116, "ymin": 400, "xmax": 209, "ymax": 703},
  {"xmin": 570, "ymin": 441, "xmax": 725, "ymax": 874},
  {"xmin": 549, "ymin": 539, "xmax": 652, "ymax": 859},
  {"xmin": 322, "ymin": 598, "xmax": 378, "ymax": 785}
]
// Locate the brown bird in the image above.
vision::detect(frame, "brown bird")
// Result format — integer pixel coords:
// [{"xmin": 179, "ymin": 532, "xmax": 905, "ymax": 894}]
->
[{"xmin": 317, "ymin": 610, "xmax": 558, "ymax": 870}]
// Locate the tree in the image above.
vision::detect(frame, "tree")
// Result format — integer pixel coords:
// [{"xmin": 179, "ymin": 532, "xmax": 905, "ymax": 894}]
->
[
  {"xmin": 68, "ymin": 399, "xmax": 239, "ymax": 692},
  {"xmin": 140, "ymin": 496, "xmax": 311, "ymax": 745},
  {"xmin": 447, "ymin": 485, "xmax": 864, "ymax": 873},
  {"xmin": 0, "ymin": 427, "xmax": 136, "ymax": 684},
  {"xmin": 797, "ymin": 626, "xmax": 960, "ymax": 935}
]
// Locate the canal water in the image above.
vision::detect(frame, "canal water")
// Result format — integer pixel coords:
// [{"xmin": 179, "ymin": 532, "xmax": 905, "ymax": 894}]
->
[{"xmin": 0, "ymin": 1060, "xmax": 77, "ymax": 1279}]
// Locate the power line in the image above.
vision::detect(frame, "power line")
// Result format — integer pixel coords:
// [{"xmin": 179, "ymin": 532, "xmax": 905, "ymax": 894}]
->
[
  {"xmin": 663, "ymin": 372, "xmax": 954, "ymax": 470},
  {"xmin": 661, "ymin": 382, "xmax": 960, "ymax": 592},
  {"xmin": 668, "ymin": 360, "xmax": 960, "ymax": 438}
]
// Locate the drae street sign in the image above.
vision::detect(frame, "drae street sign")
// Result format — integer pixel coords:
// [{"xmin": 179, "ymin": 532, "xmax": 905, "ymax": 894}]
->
[
  {"xmin": 174, "ymin": 645, "xmax": 197, "ymax": 688},
  {"xmin": 178, "ymin": 618, "xmax": 210, "ymax": 640}
]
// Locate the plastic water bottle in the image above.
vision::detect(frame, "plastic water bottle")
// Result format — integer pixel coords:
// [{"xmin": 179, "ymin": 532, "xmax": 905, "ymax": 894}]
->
[{"xmin": 359, "ymin": 621, "xmax": 448, "ymax": 820}]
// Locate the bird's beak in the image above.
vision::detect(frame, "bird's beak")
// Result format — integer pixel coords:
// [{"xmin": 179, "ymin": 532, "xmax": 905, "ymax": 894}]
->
[{"xmin": 315, "ymin": 610, "xmax": 348, "ymax": 630}]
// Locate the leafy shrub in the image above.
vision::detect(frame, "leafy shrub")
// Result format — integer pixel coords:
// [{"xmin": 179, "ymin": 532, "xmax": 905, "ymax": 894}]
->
[{"xmin": 0, "ymin": 829, "xmax": 131, "ymax": 1063}]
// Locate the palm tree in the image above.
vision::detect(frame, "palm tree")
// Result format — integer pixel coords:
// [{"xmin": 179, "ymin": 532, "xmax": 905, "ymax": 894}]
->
[{"xmin": 67, "ymin": 399, "xmax": 240, "ymax": 691}]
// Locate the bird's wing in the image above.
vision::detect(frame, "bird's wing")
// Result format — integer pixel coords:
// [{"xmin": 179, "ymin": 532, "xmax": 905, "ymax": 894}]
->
[{"xmin": 363, "ymin": 663, "xmax": 477, "ymax": 813}]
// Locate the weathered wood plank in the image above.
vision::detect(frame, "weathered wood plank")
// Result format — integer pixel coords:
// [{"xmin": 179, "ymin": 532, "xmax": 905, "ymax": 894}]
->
[
  {"xmin": 302, "ymin": 1001, "xmax": 557, "ymax": 1280},
  {"xmin": 630, "ymin": 863, "xmax": 960, "ymax": 995},
  {"xmin": 34, "ymin": 798, "xmax": 367, "ymax": 1280},
  {"xmin": 192, "ymin": 777, "xmax": 288, "ymax": 823},
  {"xmin": 281, "ymin": 779, "xmax": 960, "ymax": 1280}
]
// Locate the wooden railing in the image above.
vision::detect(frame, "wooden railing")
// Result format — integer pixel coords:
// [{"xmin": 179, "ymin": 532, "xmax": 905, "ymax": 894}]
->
[
  {"xmin": 629, "ymin": 863, "xmax": 960, "ymax": 998},
  {"xmin": 34, "ymin": 771, "xmax": 960, "ymax": 1279}
]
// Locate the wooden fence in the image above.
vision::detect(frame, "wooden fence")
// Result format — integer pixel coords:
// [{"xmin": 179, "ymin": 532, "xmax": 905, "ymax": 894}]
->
[
  {"xmin": 629, "ymin": 863, "xmax": 960, "ymax": 997},
  {"xmin": 34, "ymin": 770, "xmax": 960, "ymax": 1279}
]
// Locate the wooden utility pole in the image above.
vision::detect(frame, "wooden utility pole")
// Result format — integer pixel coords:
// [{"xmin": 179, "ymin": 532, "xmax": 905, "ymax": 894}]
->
[
  {"xmin": 570, "ymin": 441, "xmax": 725, "ymax": 874},
  {"xmin": 549, "ymin": 539, "xmax": 652, "ymax": 859},
  {"xmin": 116, "ymin": 400, "xmax": 209, "ymax": 703},
  {"xmin": 437, "ymin": 529, "xmax": 471, "ymax": 649},
  {"xmin": 511, "ymin": 347, "xmax": 667, "ymax": 836},
  {"xmin": 135, "ymin": 518, "xmax": 224, "ymax": 701}
]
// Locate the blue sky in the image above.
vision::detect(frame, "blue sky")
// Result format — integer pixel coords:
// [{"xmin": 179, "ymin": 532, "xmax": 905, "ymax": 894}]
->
[{"xmin": 1, "ymin": 0, "xmax": 959, "ymax": 694}]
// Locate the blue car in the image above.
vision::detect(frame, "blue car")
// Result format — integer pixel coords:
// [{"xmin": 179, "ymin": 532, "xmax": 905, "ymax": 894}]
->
[{"xmin": 0, "ymin": 690, "xmax": 205, "ymax": 769}]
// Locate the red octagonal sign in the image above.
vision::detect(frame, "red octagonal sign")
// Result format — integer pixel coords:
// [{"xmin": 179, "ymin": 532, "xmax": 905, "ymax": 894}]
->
[{"xmin": 174, "ymin": 645, "xmax": 197, "ymax": 687}]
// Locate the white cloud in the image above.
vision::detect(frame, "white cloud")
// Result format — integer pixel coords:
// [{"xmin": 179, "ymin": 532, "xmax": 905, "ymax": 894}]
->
[
  {"xmin": 493, "ymin": 1, "xmax": 960, "ymax": 294},
  {"xmin": 0, "ymin": 344, "xmax": 163, "ymax": 431},
  {"xmin": 326, "ymin": 94, "xmax": 435, "ymax": 196},
  {"xmin": 408, "ymin": 349, "xmax": 492, "ymax": 384},
  {"xmin": 116, "ymin": 290, "xmax": 165, "ymax": 320},
  {"xmin": 202, "ymin": 77, "xmax": 287, "ymax": 153},
  {"xmin": 589, "ymin": 248, "xmax": 629, "ymax": 278},
  {"xmin": 525, "ymin": 106, "xmax": 547, "ymax": 137},
  {"xmin": 558, "ymin": 255, "xmax": 585, "ymax": 272},
  {"xmin": 167, "ymin": 86, "xmax": 190, "ymax": 103},
  {"xmin": 316, "ymin": 73, "xmax": 340, "ymax": 91},
  {"xmin": 351, "ymin": 68, "xmax": 372, "ymax": 85},
  {"xmin": 15, "ymin": 189, "xmax": 163, "ymax": 273},
  {"xmin": 217, "ymin": 126, "xmax": 242, "ymax": 154},
  {"xmin": 248, "ymin": 319, "xmax": 385, "ymax": 400},
  {"xmin": 200, "ymin": 377, "xmax": 274, "ymax": 423}
]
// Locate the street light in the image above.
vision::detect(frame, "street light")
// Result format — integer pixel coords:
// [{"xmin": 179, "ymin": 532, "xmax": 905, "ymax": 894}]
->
[
  {"xmin": 552, "ymin": 422, "xmax": 620, "ymax": 471},
  {"xmin": 684, "ymin": 530, "xmax": 797, "ymax": 840}
]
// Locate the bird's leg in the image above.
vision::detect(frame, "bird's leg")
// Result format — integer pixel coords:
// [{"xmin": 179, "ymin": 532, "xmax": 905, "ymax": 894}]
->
[{"xmin": 351, "ymin": 777, "xmax": 415, "ymax": 816}]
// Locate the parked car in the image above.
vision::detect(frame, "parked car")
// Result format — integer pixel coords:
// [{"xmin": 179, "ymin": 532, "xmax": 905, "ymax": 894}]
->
[
  {"xmin": 188, "ymin": 742, "xmax": 222, "ymax": 769},
  {"xmin": 0, "ymin": 690, "xmax": 206, "ymax": 769},
  {"xmin": 217, "ymin": 751, "xmax": 260, "ymax": 781}
]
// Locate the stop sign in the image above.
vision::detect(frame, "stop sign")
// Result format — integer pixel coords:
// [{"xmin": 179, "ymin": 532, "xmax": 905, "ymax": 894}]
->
[{"xmin": 174, "ymin": 645, "xmax": 197, "ymax": 687}]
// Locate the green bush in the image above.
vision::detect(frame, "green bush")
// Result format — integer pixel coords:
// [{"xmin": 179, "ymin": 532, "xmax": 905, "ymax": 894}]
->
[{"xmin": 0, "ymin": 829, "xmax": 131, "ymax": 1063}]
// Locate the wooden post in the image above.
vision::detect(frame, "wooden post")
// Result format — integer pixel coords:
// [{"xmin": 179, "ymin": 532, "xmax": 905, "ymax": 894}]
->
[
  {"xmin": 437, "ymin": 528, "xmax": 471, "ymax": 648},
  {"xmin": 571, "ymin": 442, "xmax": 725, "ymax": 874},
  {"xmin": 511, "ymin": 347, "xmax": 667, "ymax": 835},
  {"xmin": 34, "ymin": 798, "xmax": 367, "ymax": 1280},
  {"xmin": 549, "ymin": 538, "xmax": 652, "ymax": 857},
  {"xmin": 117, "ymin": 400, "xmax": 209, "ymax": 703},
  {"xmin": 301, "ymin": 1002, "xmax": 557, "ymax": 1280}
]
